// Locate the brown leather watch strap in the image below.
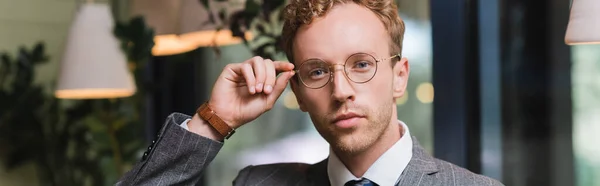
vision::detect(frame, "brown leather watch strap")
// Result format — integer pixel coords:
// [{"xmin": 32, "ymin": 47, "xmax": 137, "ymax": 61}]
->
[{"xmin": 196, "ymin": 102, "xmax": 235, "ymax": 139}]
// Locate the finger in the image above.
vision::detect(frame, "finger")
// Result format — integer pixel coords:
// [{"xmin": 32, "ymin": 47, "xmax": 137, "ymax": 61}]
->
[
  {"xmin": 273, "ymin": 61, "xmax": 295, "ymax": 72},
  {"xmin": 268, "ymin": 70, "xmax": 296, "ymax": 104},
  {"xmin": 251, "ymin": 57, "xmax": 266, "ymax": 93},
  {"xmin": 240, "ymin": 63, "xmax": 256, "ymax": 94},
  {"xmin": 264, "ymin": 59, "xmax": 276, "ymax": 94}
]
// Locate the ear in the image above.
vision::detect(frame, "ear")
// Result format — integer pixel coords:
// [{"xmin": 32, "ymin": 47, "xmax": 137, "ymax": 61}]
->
[
  {"xmin": 392, "ymin": 57, "xmax": 410, "ymax": 98},
  {"xmin": 290, "ymin": 78, "xmax": 308, "ymax": 112}
]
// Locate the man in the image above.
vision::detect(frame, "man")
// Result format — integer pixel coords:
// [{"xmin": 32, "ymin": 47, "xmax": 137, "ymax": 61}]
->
[{"xmin": 118, "ymin": 0, "xmax": 504, "ymax": 185}]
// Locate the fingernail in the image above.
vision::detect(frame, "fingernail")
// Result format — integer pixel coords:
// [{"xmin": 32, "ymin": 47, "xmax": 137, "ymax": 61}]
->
[
  {"xmin": 265, "ymin": 85, "xmax": 273, "ymax": 93},
  {"xmin": 256, "ymin": 83, "xmax": 263, "ymax": 91},
  {"xmin": 249, "ymin": 87, "xmax": 255, "ymax": 94}
]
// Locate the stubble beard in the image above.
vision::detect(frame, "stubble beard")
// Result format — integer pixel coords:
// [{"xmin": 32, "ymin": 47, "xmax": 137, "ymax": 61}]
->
[{"xmin": 313, "ymin": 101, "xmax": 394, "ymax": 155}]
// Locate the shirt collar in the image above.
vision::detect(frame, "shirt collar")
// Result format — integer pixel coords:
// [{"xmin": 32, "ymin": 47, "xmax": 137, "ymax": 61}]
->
[{"xmin": 327, "ymin": 120, "xmax": 413, "ymax": 186}]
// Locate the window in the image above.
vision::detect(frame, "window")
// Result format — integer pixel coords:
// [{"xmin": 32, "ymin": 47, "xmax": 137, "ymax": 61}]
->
[{"xmin": 571, "ymin": 44, "xmax": 600, "ymax": 186}]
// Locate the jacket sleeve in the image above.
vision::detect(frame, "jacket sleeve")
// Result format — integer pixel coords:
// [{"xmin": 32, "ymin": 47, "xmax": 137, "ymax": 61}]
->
[{"xmin": 116, "ymin": 112, "xmax": 224, "ymax": 186}]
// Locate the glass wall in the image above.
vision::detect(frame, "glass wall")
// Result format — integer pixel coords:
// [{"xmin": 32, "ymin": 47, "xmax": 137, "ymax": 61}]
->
[
  {"xmin": 203, "ymin": 1, "xmax": 433, "ymax": 185},
  {"xmin": 571, "ymin": 44, "xmax": 600, "ymax": 186}
]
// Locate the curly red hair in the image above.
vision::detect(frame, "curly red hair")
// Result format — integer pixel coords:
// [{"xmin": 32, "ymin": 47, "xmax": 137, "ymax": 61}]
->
[{"xmin": 282, "ymin": 0, "xmax": 405, "ymax": 63}]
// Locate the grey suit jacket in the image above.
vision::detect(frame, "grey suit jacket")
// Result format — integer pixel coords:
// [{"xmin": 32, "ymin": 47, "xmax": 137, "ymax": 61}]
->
[{"xmin": 117, "ymin": 113, "xmax": 504, "ymax": 186}]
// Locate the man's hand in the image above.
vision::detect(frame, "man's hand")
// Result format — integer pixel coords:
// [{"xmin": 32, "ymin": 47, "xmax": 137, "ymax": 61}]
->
[{"xmin": 187, "ymin": 56, "xmax": 295, "ymax": 139}]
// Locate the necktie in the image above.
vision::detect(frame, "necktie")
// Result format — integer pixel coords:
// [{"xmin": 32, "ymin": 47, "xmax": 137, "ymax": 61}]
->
[{"xmin": 344, "ymin": 178, "xmax": 379, "ymax": 186}]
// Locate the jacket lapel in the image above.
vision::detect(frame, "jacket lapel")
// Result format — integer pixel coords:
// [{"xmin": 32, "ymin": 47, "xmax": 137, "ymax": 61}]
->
[{"xmin": 395, "ymin": 136, "xmax": 439, "ymax": 186}]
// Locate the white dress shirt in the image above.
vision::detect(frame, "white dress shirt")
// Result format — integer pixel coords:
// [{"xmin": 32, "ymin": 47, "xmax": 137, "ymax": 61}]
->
[
  {"xmin": 181, "ymin": 118, "xmax": 192, "ymax": 130},
  {"xmin": 327, "ymin": 120, "xmax": 413, "ymax": 186}
]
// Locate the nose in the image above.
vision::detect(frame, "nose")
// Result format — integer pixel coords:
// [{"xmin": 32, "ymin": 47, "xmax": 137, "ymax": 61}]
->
[{"xmin": 330, "ymin": 65, "xmax": 355, "ymax": 102}]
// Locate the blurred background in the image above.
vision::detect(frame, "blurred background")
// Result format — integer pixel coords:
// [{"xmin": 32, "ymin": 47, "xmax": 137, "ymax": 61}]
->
[{"xmin": 0, "ymin": 0, "xmax": 598, "ymax": 185}]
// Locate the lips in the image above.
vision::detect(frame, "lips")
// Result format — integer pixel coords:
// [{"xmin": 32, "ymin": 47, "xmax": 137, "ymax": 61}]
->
[{"xmin": 332, "ymin": 112, "xmax": 364, "ymax": 128}]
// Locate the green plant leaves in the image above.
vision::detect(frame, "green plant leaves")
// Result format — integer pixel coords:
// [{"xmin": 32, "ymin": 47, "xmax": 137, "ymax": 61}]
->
[
  {"xmin": 0, "ymin": 31, "xmax": 151, "ymax": 184},
  {"xmin": 114, "ymin": 16, "xmax": 155, "ymax": 64},
  {"xmin": 245, "ymin": 0, "xmax": 261, "ymax": 17}
]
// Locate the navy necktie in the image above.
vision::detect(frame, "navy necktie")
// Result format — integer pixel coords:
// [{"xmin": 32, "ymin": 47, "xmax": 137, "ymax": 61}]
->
[{"xmin": 344, "ymin": 178, "xmax": 379, "ymax": 186}]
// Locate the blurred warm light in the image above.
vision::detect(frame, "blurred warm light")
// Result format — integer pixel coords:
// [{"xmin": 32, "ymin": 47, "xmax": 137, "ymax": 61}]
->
[
  {"xmin": 131, "ymin": 0, "xmax": 251, "ymax": 56},
  {"xmin": 153, "ymin": 35, "xmax": 198, "ymax": 56},
  {"xmin": 55, "ymin": 89, "xmax": 134, "ymax": 99},
  {"xmin": 416, "ymin": 82, "xmax": 434, "ymax": 104},
  {"xmin": 56, "ymin": 3, "xmax": 136, "ymax": 99},
  {"xmin": 396, "ymin": 92, "xmax": 409, "ymax": 105},
  {"xmin": 153, "ymin": 30, "xmax": 253, "ymax": 56},
  {"xmin": 565, "ymin": 0, "xmax": 600, "ymax": 45},
  {"xmin": 283, "ymin": 91, "xmax": 300, "ymax": 110}
]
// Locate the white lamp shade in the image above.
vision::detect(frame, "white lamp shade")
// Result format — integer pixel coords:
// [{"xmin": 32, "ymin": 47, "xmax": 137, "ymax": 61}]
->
[
  {"xmin": 565, "ymin": 0, "xmax": 600, "ymax": 45},
  {"xmin": 55, "ymin": 3, "xmax": 136, "ymax": 99},
  {"xmin": 131, "ymin": 0, "xmax": 252, "ymax": 56}
]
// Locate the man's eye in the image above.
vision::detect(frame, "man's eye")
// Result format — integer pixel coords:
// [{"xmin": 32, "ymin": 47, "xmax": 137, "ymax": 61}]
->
[
  {"xmin": 352, "ymin": 61, "xmax": 373, "ymax": 70},
  {"xmin": 308, "ymin": 68, "xmax": 329, "ymax": 78},
  {"xmin": 356, "ymin": 61, "xmax": 369, "ymax": 68}
]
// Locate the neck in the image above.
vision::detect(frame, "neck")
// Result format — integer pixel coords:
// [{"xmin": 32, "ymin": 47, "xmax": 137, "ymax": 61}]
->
[{"xmin": 334, "ymin": 120, "xmax": 402, "ymax": 177}]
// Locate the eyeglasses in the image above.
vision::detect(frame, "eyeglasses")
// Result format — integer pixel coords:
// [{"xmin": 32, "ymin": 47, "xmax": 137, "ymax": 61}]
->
[{"xmin": 294, "ymin": 53, "xmax": 401, "ymax": 89}]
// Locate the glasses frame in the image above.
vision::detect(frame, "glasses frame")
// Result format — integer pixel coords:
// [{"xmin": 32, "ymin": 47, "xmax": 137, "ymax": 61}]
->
[{"xmin": 294, "ymin": 53, "xmax": 401, "ymax": 89}]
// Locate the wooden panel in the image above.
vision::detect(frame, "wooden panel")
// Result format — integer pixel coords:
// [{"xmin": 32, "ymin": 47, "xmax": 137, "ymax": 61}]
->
[{"xmin": 0, "ymin": 0, "xmax": 76, "ymax": 24}]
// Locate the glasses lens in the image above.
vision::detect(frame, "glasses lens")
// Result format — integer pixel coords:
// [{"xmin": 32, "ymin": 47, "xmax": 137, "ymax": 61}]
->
[
  {"xmin": 345, "ymin": 53, "xmax": 377, "ymax": 83},
  {"xmin": 298, "ymin": 60, "xmax": 331, "ymax": 88}
]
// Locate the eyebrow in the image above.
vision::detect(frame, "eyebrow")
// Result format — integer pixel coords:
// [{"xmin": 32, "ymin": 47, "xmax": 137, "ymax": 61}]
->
[{"xmin": 298, "ymin": 51, "xmax": 378, "ymax": 64}]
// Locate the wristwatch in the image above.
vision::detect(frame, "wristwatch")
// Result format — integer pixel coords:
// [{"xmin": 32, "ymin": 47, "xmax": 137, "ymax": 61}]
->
[{"xmin": 196, "ymin": 102, "xmax": 235, "ymax": 139}]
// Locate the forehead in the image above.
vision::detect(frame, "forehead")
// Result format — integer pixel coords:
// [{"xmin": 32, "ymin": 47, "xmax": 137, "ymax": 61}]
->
[{"xmin": 292, "ymin": 3, "xmax": 389, "ymax": 65}]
